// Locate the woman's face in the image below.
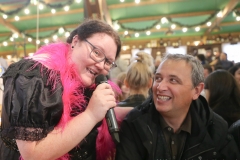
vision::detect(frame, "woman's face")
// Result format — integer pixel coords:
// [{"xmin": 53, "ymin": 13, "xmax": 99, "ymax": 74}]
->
[
  {"xmin": 234, "ymin": 68, "xmax": 240, "ymax": 87},
  {"xmin": 70, "ymin": 33, "xmax": 117, "ymax": 87}
]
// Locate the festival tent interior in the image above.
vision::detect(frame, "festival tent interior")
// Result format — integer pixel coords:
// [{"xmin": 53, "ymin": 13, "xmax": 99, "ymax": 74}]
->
[{"xmin": 0, "ymin": 0, "xmax": 240, "ymax": 62}]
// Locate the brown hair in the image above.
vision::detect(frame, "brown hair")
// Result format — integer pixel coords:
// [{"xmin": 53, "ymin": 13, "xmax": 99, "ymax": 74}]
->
[{"xmin": 66, "ymin": 19, "xmax": 121, "ymax": 58}]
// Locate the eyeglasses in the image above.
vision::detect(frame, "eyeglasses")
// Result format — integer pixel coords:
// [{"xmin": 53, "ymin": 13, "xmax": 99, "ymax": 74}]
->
[{"xmin": 84, "ymin": 39, "xmax": 117, "ymax": 71}]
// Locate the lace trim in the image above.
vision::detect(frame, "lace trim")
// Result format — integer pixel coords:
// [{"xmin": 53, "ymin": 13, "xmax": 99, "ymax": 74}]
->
[
  {"xmin": 0, "ymin": 127, "xmax": 18, "ymax": 152},
  {"xmin": 1, "ymin": 126, "xmax": 49, "ymax": 152},
  {"xmin": 14, "ymin": 126, "xmax": 48, "ymax": 141}
]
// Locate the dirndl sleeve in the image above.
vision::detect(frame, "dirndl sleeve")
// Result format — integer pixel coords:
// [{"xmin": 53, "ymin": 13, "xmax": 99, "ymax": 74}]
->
[{"xmin": 0, "ymin": 59, "xmax": 63, "ymax": 142}]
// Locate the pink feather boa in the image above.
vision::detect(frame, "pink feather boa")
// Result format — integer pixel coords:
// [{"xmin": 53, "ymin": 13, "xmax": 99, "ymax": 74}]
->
[{"xmin": 24, "ymin": 42, "xmax": 121, "ymax": 160}]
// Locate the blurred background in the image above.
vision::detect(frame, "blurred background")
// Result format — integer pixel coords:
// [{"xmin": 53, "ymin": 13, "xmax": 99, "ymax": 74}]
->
[{"xmin": 0, "ymin": 0, "xmax": 240, "ymax": 64}]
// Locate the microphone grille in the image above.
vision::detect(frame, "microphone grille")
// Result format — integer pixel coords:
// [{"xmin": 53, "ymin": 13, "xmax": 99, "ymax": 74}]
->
[{"xmin": 95, "ymin": 74, "xmax": 108, "ymax": 85}]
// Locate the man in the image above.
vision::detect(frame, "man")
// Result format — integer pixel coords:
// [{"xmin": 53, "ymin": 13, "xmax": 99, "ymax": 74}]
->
[
  {"xmin": 116, "ymin": 54, "xmax": 240, "ymax": 160},
  {"xmin": 215, "ymin": 52, "xmax": 234, "ymax": 70},
  {"xmin": 203, "ymin": 64, "xmax": 213, "ymax": 79}
]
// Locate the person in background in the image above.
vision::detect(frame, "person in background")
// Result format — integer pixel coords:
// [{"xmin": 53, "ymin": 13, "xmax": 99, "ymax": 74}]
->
[
  {"xmin": 210, "ymin": 51, "xmax": 221, "ymax": 67},
  {"xmin": 200, "ymin": 64, "xmax": 213, "ymax": 98},
  {"xmin": 229, "ymin": 62, "xmax": 240, "ymax": 89},
  {"xmin": 196, "ymin": 54, "xmax": 207, "ymax": 65},
  {"xmin": 117, "ymin": 51, "xmax": 154, "ymax": 107},
  {"xmin": 203, "ymin": 64, "xmax": 213, "ymax": 79},
  {"xmin": 116, "ymin": 53, "xmax": 240, "ymax": 160},
  {"xmin": 115, "ymin": 72, "xmax": 129, "ymax": 102},
  {"xmin": 204, "ymin": 69, "xmax": 240, "ymax": 127},
  {"xmin": 154, "ymin": 55, "xmax": 162, "ymax": 72},
  {"xmin": 109, "ymin": 57, "xmax": 128, "ymax": 83},
  {"xmin": 229, "ymin": 117, "xmax": 240, "ymax": 151},
  {"xmin": 0, "ymin": 57, "xmax": 8, "ymax": 125},
  {"xmin": 0, "ymin": 19, "xmax": 132, "ymax": 160},
  {"xmin": 205, "ymin": 50, "xmax": 214, "ymax": 64},
  {"xmin": 215, "ymin": 52, "xmax": 234, "ymax": 70}
]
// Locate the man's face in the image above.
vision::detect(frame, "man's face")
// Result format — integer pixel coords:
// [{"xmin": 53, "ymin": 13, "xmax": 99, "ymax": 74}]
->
[
  {"xmin": 220, "ymin": 53, "xmax": 227, "ymax": 60},
  {"xmin": 234, "ymin": 68, "xmax": 240, "ymax": 87},
  {"xmin": 152, "ymin": 59, "xmax": 201, "ymax": 117},
  {"xmin": 203, "ymin": 68, "xmax": 210, "ymax": 79}
]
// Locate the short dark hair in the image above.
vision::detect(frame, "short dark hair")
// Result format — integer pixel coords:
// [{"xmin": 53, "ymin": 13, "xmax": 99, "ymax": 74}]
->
[
  {"xmin": 229, "ymin": 63, "xmax": 240, "ymax": 76},
  {"xmin": 66, "ymin": 19, "xmax": 121, "ymax": 58},
  {"xmin": 196, "ymin": 54, "xmax": 206, "ymax": 62},
  {"xmin": 203, "ymin": 64, "xmax": 213, "ymax": 74}
]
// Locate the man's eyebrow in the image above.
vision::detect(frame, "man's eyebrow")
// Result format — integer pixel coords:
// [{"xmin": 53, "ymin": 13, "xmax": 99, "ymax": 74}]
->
[{"xmin": 169, "ymin": 74, "xmax": 179, "ymax": 78}]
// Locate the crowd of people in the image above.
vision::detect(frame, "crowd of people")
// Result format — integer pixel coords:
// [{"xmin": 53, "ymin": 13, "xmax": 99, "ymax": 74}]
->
[{"xmin": 0, "ymin": 18, "xmax": 240, "ymax": 160}]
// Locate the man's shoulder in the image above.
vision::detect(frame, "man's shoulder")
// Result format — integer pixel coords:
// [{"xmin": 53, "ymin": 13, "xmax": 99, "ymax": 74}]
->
[{"xmin": 124, "ymin": 99, "xmax": 153, "ymax": 122}]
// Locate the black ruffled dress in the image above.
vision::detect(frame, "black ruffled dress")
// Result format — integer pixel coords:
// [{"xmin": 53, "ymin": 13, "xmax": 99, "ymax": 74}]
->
[{"xmin": 0, "ymin": 59, "xmax": 99, "ymax": 160}]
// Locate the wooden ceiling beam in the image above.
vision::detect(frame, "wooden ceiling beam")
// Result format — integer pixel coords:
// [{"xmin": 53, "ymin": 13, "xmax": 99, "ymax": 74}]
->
[
  {"xmin": 0, "ymin": 16, "xmax": 21, "ymax": 35},
  {"xmin": 109, "ymin": 0, "xmax": 184, "ymax": 9},
  {"xmin": 83, "ymin": 0, "xmax": 101, "ymax": 19},
  {"xmin": 118, "ymin": 10, "xmax": 215, "ymax": 23},
  {"xmin": 7, "ymin": 8, "xmax": 84, "ymax": 21},
  {"xmin": 99, "ymin": 0, "xmax": 113, "ymax": 26},
  {"xmin": 1, "ymin": 16, "xmax": 240, "ymax": 37},
  {"xmin": 205, "ymin": 0, "xmax": 239, "ymax": 34},
  {"xmin": 202, "ymin": 0, "xmax": 239, "ymax": 43}
]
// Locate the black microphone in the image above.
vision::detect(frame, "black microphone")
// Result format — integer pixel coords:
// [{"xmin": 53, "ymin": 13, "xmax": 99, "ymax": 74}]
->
[{"xmin": 95, "ymin": 74, "xmax": 120, "ymax": 143}]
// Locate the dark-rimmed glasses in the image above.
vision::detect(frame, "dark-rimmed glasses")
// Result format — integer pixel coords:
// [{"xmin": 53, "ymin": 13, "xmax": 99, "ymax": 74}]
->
[{"xmin": 84, "ymin": 39, "xmax": 117, "ymax": 71}]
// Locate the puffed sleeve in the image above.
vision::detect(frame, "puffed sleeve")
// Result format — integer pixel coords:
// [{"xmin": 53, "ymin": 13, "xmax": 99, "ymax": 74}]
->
[{"xmin": 1, "ymin": 59, "xmax": 63, "ymax": 142}]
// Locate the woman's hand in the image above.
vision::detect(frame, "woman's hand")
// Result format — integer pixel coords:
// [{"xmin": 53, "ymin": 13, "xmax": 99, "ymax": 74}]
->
[{"xmin": 85, "ymin": 83, "xmax": 116, "ymax": 123}]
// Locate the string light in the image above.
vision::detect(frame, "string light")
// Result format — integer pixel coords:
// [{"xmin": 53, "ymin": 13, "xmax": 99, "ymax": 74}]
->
[
  {"xmin": 51, "ymin": 9, "xmax": 56, "ymax": 14},
  {"xmin": 3, "ymin": 42, "xmax": 8, "ymax": 46},
  {"xmin": 2, "ymin": 14, "xmax": 7, "ymax": 19},
  {"xmin": 44, "ymin": 39, "xmax": 49, "ymax": 44},
  {"xmin": 195, "ymin": 26, "xmax": 200, "ymax": 32},
  {"xmin": 206, "ymin": 22, "xmax": 212, "ymax": 26},
  {"xmin": 38, "ymin": 4, "xmax": 44, "ymax": 10},
  {"xmin": 182, "ymin": 27, "xmax": 188, "ymax": 32},
  {"xmin": 65, "ymin": 32, "xmax": 70, "ymax": 37},
  {"xmin": 146, "ymin": 31, "xmax": 151, "ymax": 35},
  {"xmin": 156, "ymin": 25, "xmax": 161, "ymax": 29},
  {"xmin": 64, "ymin": 6, "xmax": 70, "ymax": 11},
  {"xmin": 24, "ymin": 8, "xmax": 30, "ymax": 14},
  {"xmin": 135, "ymin": 0, "xmax": 140, "ymax": 4},
  {"xmin": 14, "ymin": 16, "xmax": 20, "ymax": 21},
  {"xmin": 75, "ymin": 0, "xmax": 82, "ymax": 3},
  {"xmin": 171, "ymin": 24, "xmax": 176, "ymax": 29},
  {"xmin": 0, "ymin": 1, "xmax": 238, "ymax": 50}
]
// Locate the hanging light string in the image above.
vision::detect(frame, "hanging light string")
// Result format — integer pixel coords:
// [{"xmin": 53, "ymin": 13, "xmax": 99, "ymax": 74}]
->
[
  {"xmin": 36, "ymin": 0, "xmax": 39, "ymax": 51},
  {"xmin": 0, "ymin": 0, "xmax": 74, "ymax": 15}
]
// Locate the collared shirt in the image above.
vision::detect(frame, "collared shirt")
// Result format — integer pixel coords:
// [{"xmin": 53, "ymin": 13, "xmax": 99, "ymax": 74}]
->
[{"xmin": 159, "ymin": 112, "xmax": 191, "ymax": 160}]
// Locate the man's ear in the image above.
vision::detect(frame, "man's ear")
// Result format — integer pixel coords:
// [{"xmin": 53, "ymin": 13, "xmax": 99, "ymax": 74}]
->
[{"xmin": 192, "ymin": 82, "xmax": 204, "ymax": 100}]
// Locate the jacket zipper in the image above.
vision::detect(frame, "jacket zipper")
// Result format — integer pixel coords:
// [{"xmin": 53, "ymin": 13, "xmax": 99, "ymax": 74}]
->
[
  {"xmin": 147, "ymin": 125, "xmax": 155, "ymax": 160},
  {"xmin": 186, "ymin": 146, "xmax": 215, "ymax": 160}
]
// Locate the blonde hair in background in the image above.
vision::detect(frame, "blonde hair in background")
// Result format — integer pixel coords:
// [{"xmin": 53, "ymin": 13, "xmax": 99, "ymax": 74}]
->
[{"xmin": 126, "ymin": 51, "xmax": 154, "ymax": 90}]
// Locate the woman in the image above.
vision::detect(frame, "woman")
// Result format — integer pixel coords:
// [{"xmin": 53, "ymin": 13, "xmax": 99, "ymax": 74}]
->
[
  {"xmin": 0, "ymin": 19, "xmax": 131, "ymax": 160},
  {"xmin": 117, "ymin": 52, "xmax": 154, "ymax": 107},
  {"xmin": 115, "ymin": 72, "xmax": 129, "ymax": 102},
  {"xmin": 204, "ymin": 69, "xmax": 240, "ymax": 127},
  {"xmin": 229, "ymin": 62, "xmax": 240, "ymax": 89}
]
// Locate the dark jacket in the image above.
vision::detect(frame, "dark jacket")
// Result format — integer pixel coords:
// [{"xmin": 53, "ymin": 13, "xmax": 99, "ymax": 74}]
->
[
  {"xmin": 117, "ymin": 94, "xmax": 146, "ymax": 107},
  {"xmin": 116, "ymin": 96, "xmax": 240, "ymax": 160},
  {"xmin": 229, "ymin": 119, "xmax": 240, "ymax": 151}
]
